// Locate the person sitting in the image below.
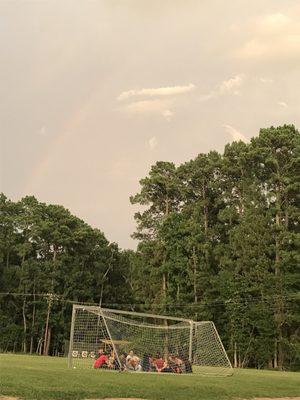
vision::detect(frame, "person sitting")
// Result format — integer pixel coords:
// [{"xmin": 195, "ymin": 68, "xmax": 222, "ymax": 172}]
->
[
  {"xmin": 118, "ymin": 353, "xmax": 127, "ymax": 371},
  {"xmin": 168, "ymin": 354, "xmax": 183, "ymax": 373},
  {"xmin": 126, "ymin": 350, "xmax": 142, "ymax": 371},
  {"xmin": 184, "ymin": 359, "xmax": 193, "ymax": 373},
  {"xmin": 161, "ymin": 361, "xmax": 173, "ymax": 373},
  {"xmin": 126, "ymin": 350, "xmax": 134, "ymax": 366},
  {"xmin": 93, "ymin": 349, "xmax": 108, "ymax": 369},
  {"xmin": 182, "ymin": 356, "xmax": 193, "ymax": 373},
  {"xmin": 141, "ymin": 353, "xmax": 151, "ymax": 372},
  {"xmin": 127, "ymin": 356, "xmax": 142, "ymax": 372},
  {"xmin": 107, "ymin": 350, "xmax": 118, "ymax": 370},
  {"xmin": 97, "ymin": 348, "xmax": 105, "ymax": 356},
  {"xmin": 153, "ymin": 353, "xmax": 165, "ymax": 373}
]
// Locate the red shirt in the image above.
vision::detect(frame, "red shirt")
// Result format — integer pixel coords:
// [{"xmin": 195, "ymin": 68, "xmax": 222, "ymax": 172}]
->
[
  {"xmin": 155, "ymin": 358, "xmax": 165, "ymax": 369},
  {"xmin": 93, "ymin": 354, "xmax": 108, "ymax": 368}
]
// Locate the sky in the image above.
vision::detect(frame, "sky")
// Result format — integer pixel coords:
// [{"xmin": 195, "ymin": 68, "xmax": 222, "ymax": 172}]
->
[{"xmin": 1, "ymin": 0, "xmax": 300, "ymax": 249}]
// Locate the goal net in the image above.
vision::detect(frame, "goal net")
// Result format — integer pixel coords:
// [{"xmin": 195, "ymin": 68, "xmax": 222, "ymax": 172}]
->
[{"xmin": 68, "ymin": 305, "xmax": 232, "ymax": 376}]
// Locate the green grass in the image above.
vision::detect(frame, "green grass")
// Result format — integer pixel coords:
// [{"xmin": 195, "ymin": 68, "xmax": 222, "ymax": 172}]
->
[{"xmin": 0, "ymin": 354, "xmax": 299, "ymax": 400}]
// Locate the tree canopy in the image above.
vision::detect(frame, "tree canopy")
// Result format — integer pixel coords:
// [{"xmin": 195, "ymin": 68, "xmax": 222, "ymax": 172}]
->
[{"xmin": 1, "ymin": 124, "xmax": 299, "ymax": 370}]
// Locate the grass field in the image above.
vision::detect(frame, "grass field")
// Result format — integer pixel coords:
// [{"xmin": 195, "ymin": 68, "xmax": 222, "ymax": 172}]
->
[{"xmin": 0, "ymin": 354, "xmax": 299, "ymax": 400}]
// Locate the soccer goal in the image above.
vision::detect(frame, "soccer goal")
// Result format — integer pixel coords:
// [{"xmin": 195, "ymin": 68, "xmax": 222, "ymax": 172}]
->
[{"xmin": 68, "ymin": 304, "xmax": 233, "ymax": 376}]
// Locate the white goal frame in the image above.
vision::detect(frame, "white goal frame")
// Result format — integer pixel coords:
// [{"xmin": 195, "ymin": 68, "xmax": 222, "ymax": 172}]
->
[{"xmin": 68, "ymin": 304, "xmax": 233, "ymax": 376}]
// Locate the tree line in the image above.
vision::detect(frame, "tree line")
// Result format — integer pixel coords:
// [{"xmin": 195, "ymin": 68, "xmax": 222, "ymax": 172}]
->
[
  {"xmin": 0, "ymin": 196, "xmax": 131, "ymax": 355},
  {"xmin": 0, "ymin": 125, "xmax": 299, "ymax": 370}
]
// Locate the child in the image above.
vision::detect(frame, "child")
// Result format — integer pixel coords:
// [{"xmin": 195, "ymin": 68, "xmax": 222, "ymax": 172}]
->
[{"xmin": 93, "ymin": 350, "xmax": 108, "ymax": 369}]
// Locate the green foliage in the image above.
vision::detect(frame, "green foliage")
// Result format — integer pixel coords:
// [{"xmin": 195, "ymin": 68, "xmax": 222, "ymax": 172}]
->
[
  {"xmin": 1, "ymin": 124, "xmax": 299, "ymax": 371},
  {"xmin": 0, "ymin": 195, "xmax": 131, "ymax": 355},
  {"xmin": 130, "ymin": 125, "xmax": 300, "ymax": 370}
]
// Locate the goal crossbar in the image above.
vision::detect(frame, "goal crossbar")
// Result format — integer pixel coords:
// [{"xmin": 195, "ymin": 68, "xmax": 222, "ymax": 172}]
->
[{"xmin": 73, "ymin": 304, "xmax": 194, "ymax": 323}]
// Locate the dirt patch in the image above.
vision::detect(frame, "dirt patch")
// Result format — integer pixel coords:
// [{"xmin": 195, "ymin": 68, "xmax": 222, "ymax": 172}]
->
[
  {"xmin": 0, "ymin": 395, "xmax": 147, "ymax": 400},
  {"xmin": 0, "ymin": 397, "xmax": 19, "ymax": 400}
]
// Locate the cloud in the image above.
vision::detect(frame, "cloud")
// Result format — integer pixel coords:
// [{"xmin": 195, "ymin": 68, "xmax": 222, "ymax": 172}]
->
[
  {"xmin": 118, "ymin": 84, "xmax": 195, "ymax": 101},
  {"xmin": 237, "ymin": 40, "xmax": 267, "ymax": 59},
  {"xmin": 162, "ymin": 109, "xmax": 173, "ymax": 121},
  {"xmin": 200, "ymin": 74, "xmax": 245, "ymax": 101},
  {"xmin": 238, "ymin": 36, "xmax": 300, "ymax": 59},
  {"xmin": 236, "ymin": 12, "xmax": 300, "ymax": 60},
  {"xmin": 223, "ymin": 124, "xmax": 248, "ymax": 142},
  {"xmin": 278, "ymin": 101, "xmax": 288, "ymax": 108},
  {"xmin": 122, "ymin": 98, "xmax": 175, "ymax": 120},
  {"xmin": 257, "ymin": 13, "xmax": 291, "ymax": 34},
  {"xmin": 260, "ymin": 77, "xmax": 273, "ymax": 84},
  {"xmin": 218, "ymin": 74, "xmax": 245, "ymax": 95},
  {"xmin": 38, "ymin": 126, "xmax": 47, "ymax": 136},
  {"xmin": 148, "ymin": 136, "xmax": 158, "ymax": 150},
  {"xmin": 118, "ymin": 83, "xmax": 195, "ymax": 119}
]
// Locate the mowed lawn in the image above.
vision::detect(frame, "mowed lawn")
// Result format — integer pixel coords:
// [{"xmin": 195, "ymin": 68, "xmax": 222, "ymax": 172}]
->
[{"xmin": 0, "ymin": 354, "xmax": 299, "ymax": 400}]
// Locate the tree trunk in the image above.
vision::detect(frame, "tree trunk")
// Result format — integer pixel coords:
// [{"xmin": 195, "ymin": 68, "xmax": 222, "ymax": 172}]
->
[
  {"xmin": 20, "ymin": 253, "xmax": 27, "ymax": 353},
  {"xmin": 36, "ymin": 337, "xmax": 43, "ymax": 355},
  {"xmin": 275, "ymin": 211, "xmax": 280, "ymax": 276},
  {"xmin": 204, "ymin": 205, "xmax": 208, "ymax": 237},
  {"xmin": 45, "ymin": 327, "xmax": 51, "ymax": 356},
  {"xmin": 275, "ymin": 209, "xmax": 284, "ymax": 370},
  {"xmin": 278, "ymin": 327, "xmax": 284, "ymax": 370},
  {"xmin": 165, "ymin": 197, "xmax": 169, "ymax": 216},
  {"xmin": 202, "ymin": 183, "xmax": 208, "ymax": 237},
  {"xmin": 30, "ymin": 290, "xmax": 36, "ymax": 354},
  {"xmin": 6, "ymin": 250, "xmax": 10, "ymax": 269},
  {"xmin": 285, "ymin": 210, "xmax": 289, "ymax": 229},
  {"xmin": 162, "ymin": 273, "xmax": 167, "ymax": 301},
  {"xmin": 274, "ymin": 340, "xmax": 278, "ymax": 369},
  {"xmin": 176, "ymin": 284, "xmax": 180, "ymax": 301},
  {"xmin": 192, "ymin": 246, "xmax": 198, "ymax": 303},
  {"xmin": 234, "ymin": 342, "xmax": 238, "ymax": 368},
  {"xmin": 43, "ymin": 248, "xmax": 57, "ymax": 356},
  {"xmin": 22, "ymin": 298, "xmax": 27, "ymax": 353},
  {"xmin": 43, "ymin": 300, "xmax": 51, "ymax": 355}
]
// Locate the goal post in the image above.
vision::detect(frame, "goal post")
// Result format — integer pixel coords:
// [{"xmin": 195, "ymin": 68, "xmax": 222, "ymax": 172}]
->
[{"xmin": 68, "ymin": 304, "xmax": 233, "ymax": 376}]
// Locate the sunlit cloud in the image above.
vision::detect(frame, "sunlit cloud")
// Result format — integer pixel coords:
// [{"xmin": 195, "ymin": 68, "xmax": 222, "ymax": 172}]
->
[
  {"xmin": 122, "ymin": 98, "xmax": 174, "ymax": 119},
  {"xmin": 238, "ymin": 37, "xmax": 300, "ymax": 59},
  {"xmin": 236, "ymin": 11, "xmax": 300, "ymax": 60},
  {"xmin": 200, "ymin": 74, "xmax": 245, "ymax": 101},
  {"xmin": 118, "ymin": 83, "xmax": 195, "ymax": 119},
  {"xmin": 162, "ymin": 109, "xmax": 173, "ymax": 121},
  {"xmin": 278, "ymin": 101, "xmax": 288, "ymax": 108},
  {"xmin": 38, "ymin": 126, "xmax": 47, "ymax": 137},
  {"xmin": 223, "ymin": 124, "xmax": 248, "ymax": 142},
  {"xmin": 237, "ymin": 40, "xmax": 266, "ymax": 59},
  {"xmin": 118, "ymin": 84, "xmax": 195, "ymax": 101},
  {"xmin": 218, "ymin": 74, "xmax": 245, "ymax": 95},
  {"xmin": 148, "ymin": 136, "xmax": 158, "ymax": 150},
  {"xmin": 257, "ymin": 13, "xmax": 291, "ymax": 34},
  {"xmin": 260, "ymin": 77, "xmax": 274, "ymax": 84}
]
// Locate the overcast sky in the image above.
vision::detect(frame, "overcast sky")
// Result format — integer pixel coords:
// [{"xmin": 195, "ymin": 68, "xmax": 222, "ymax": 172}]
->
[{"xmin": 1, "ymin": 0, "xmax": 300, "ymax": 249}]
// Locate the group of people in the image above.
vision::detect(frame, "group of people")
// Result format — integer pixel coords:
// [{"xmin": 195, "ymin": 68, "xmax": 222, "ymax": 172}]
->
[{"xmin": 93, "ymin": 348, "xmax": 192, "ymax": 374}]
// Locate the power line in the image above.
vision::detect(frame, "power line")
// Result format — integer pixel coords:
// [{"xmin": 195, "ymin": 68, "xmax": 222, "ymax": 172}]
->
[{"xmin": 0, "ymin": 292, "xmax": 298, "ymax": 308}]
